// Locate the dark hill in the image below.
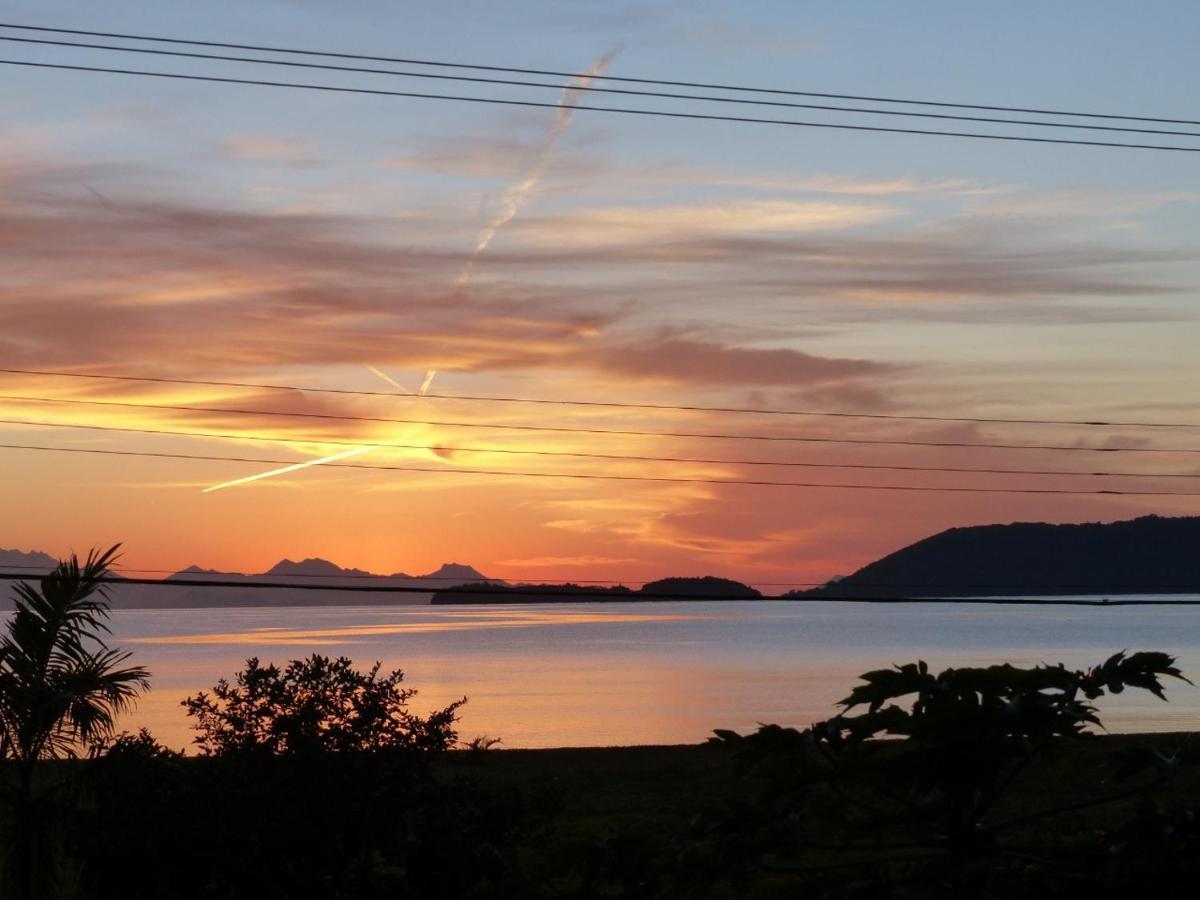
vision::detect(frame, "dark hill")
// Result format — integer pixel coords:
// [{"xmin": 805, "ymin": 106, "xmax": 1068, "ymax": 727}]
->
[
  {"xmin": 432, "ymin": 575, "xmax": 761, "ymax": 604},
  {"xmin": 640, "ymin": 576, "xmax": 761, "ymax": 598},
  {"xmin": 795, "ymin": 515, "xmax": 1200, "ymax": 598}
]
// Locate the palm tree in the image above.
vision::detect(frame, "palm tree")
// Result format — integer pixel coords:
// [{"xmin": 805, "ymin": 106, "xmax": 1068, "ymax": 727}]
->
[{"xmin": 0, "ymin": 544, "xmax": 150, "ymax": 899}]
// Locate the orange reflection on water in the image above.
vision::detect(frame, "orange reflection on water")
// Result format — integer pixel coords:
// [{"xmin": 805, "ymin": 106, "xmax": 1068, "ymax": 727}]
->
[{"xmin": 127, "ymin": 609, "xmax": 730, "ymax": 645}]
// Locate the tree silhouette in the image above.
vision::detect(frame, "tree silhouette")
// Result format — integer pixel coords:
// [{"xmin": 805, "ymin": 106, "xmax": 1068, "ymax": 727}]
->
[
  {"xmin": 183, "ymin": 654, "xmax": 465, "ymax": 755},
  {"xmin": 0, "ymin": 545, "xmax": 150, "ymax": 900}
]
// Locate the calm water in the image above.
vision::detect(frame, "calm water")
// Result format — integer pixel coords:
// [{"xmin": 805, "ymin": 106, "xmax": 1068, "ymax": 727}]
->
[{"xmin": 108, "ymin": 600, "xmax": 1200, "ymax": 751}]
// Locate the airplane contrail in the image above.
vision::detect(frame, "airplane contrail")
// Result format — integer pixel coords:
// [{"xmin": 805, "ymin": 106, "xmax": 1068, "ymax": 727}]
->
[
  {"xmin": 201, "ymin": 366, "xmax": 436, "ymax": 492},
  {"xmin": 419, "ymin": 369, "xmax": 438, "ymax": 396},
  {"xmin": 202, "ymin": 446, "xmax": 373, "ymax": 493},
  {"xmin": 457, "ymin": 49, "xmax": 618, "ymax": 285},
  {"xmin": 365, "ymin": 364, "xmax": 413, "ymax": 395}
]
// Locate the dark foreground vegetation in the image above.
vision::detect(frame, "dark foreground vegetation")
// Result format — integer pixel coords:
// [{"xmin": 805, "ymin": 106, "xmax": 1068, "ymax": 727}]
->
[{"xmin": 4, "ymin": 547, "xmax": 1200, "ymax": 898}]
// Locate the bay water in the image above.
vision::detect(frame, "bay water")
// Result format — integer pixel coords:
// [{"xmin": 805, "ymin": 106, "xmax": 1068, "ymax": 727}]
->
[{"xmin": 108, "ymin": 599, "xmax": 1200, "ymax": 751}]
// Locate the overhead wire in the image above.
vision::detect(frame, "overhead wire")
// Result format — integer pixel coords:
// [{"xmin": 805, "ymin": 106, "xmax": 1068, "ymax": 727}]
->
[
  {"xmin": 1, "ymin": 571, "xmax": 1198, "ymax": 604},
  {"xmin": 3, "ymin": 21, "xmax": 1198, "ymax": 127},
  {"xmin": 3, "ymin": 415, "xmax": 1200, "ymax": 480},
  {"xmin": 5, "ymin": 34, "xmax": 1200, "ymax": 140},
  {"xmin": 3, "ymin": 368, "xmax": 1197, "ymax": 429},
  {"xmin": 5, "ymin": 560, "xmax": 1200, "ymax": 592},
  {"xmin": 4, "ymin": 440, "xmax": 1200, "ymax": 495},
  {"xmin": 3, "ymin": 393, "xmax": 1200, "ymax": 454},
  {"xmin": 3, "ymin": 58, "xmax": 1199, "ymax": 153}
]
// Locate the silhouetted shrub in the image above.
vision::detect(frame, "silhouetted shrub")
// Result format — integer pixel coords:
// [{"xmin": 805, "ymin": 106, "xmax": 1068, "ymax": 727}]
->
[
  {"xmin": 76, "ymin": 657, "xmax": 516, "ymax": 899},
  {"xmin": 181, "ymin": 653, "xmax": 465, "ymax": 755}
]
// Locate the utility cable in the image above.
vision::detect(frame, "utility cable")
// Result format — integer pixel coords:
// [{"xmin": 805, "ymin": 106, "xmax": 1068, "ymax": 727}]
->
[
  {"xmin": 4, "ymin": 59, "xmax": 1198, "ymax": 153},
  {"xmin": 3, "ymin": 21, "xmax": 1197, "ymax": 127},
  {"xmin": 3, "ymin": 440, "xmax": 1200, "ymax": 495},
  {"xmin": 3, "ymin": 393, "xmax": 1199, "ymax": 454},
  {"xmin": 3, "ymin": 415, "xmax": 1200, "ymax": 480},
  {"xmin": 3, "ymin": 368, "xmax": 1197, "ymax": 429},
  {"xmin": 5, "ymin": 35, "xmax": 1200, "ymax": 139}
]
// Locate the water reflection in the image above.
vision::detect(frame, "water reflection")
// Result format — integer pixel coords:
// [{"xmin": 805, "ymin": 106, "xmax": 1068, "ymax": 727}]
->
[
  {"xmin": 127, "ymin": 609, "xmax": 727, "ymax": 644},
  {"xmin": 108, "ymin": 601, "xmax": 1200, "ymax": 751}
]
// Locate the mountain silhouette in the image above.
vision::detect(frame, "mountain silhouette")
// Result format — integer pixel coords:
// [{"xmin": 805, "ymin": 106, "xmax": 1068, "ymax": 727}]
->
[
  {"xmin": 793, "ymin": 515, "xmax": 1200, "ymax": 598},
  {"xmin": 265, "ymin": 557, "xmax": 375, "ymax": 578},
  {"xmin": 0, "ymin": 546, "xmax": 57, "ymax": 570},
  {"xmin": 2, "ymin": 551, "xmax": 494, "ymax": 609}
]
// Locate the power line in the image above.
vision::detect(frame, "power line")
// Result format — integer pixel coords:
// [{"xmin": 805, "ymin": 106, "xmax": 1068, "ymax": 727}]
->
[
  {"xmin": 5, "ymin": 416, "xmax": 1200, "ymax": 481},
  {"xmin": 3, "ymin": 21, "xmax": 1197, "ymax": 128},
  {"xmin": 0, "ymin": 562, "xmax": 629, "ymax": 584},
  {"xmin": 6, "ymin": 561, "xmax": 1200, "ymax": 592},
  {"xmin": 0, "ymin": 562, "xmax": 507, "ymax": 581},
  {"xmin": 4, "ymin": 393, "xmax": 1200, "ymax": 455},
  {"xmin": 4, "ymin": 368, "xmax": 1197, "ymax": 430},
  {"xmin": 5, "ymin": 58, "xmax": 1199, "ymax": 154},
  {"xmin": 1, "ymin": 571, "xmax": 1198, "ymax": 604},
  {"xmin": 7, "ymin": 34, "xmax": 1200, "ymax": 140},
  {"xmin": 6, "ymin": 560, "xmax": 1200, "ymax": 591},
  {"xmin": 4, "ymin": 440, "xmax": 1200, "ymax": 495},
  {"xmin": 0, "ymin": 569, "xmax": 711, "ymax": 598}
]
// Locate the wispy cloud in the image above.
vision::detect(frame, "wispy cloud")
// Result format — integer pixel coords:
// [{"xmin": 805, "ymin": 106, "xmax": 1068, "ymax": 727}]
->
[
  {"xmin": 458, "ymin": 49, "xmax": 618, "ymax": 284},
  {"xmin": 511, "ymin": 199, "xmax": 897, "ymax": 247},
  {"xmin": 219, "ymin": 134, "xmax": 320, "ymax": 165},
  {"xmin": 965, "ymin": 186, "xmax": 1198, "ymax": 220},
  {"xmin": 497, "ymin": 555, "xmax": 638, "ymax": 567}
]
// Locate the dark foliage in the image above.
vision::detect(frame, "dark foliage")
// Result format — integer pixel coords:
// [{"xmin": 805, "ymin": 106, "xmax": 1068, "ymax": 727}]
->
[
  {"xmin": 0, "ymin": 546, "xmax": 150, "ymax": 900},
  {"xmin": 707, "ymin": 651, "xmax": 1195, "ymax": 897},
  {"xmin": 0, "ymin": 545, "xmax": 149, "ymax": 763},
  {"xmin": 182, "ymin": 653, "xmax": 465, "ymax": 755},
  {"xmin": 72, "ymin": 657, "xmax": 515, "ymax": 898},
  {"xmin": 76, "ymin": 741, "xmax": 526, "ymax": 899}
]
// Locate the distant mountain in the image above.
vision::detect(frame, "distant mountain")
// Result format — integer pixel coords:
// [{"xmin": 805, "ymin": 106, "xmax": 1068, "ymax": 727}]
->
[
  {"xmin": 432, "ymin": 574, "xmax": 761, "ymax": 604},
  {"xmin": 793, "ymin": 515, "xmax": 1200, "ymax": 598},
  {"xmin": 265, "ymin": 557, "xmax": 374, "ymax": 578},
  {"xmin": 0, "ymin": 546, "xmax": 57, "ymax": 570},
  {"xmin": 2, "ymin": 551, "xmax": 495, "ymax": 609},
  {"xmin": 423, "ymin": 563, "xmax": 488, "ymax": 582},
  {"xmin": 0, "ymin": 548, "xmax": 57, "ymax": 603}
]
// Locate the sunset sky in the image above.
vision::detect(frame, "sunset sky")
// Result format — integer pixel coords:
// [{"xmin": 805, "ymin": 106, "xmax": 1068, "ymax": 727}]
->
[{"xmin": 2, "ymin": 1, "xmax": 1199, "ymax": 589}]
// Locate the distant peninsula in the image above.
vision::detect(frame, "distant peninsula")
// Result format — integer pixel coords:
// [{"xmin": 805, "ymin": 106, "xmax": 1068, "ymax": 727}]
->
[
  {"xmin": 431, "ymin": 576, "xmax": 762, "ymax": 604},
  {"xmin": 792, "ymin": 515, "xmax": 1200, "ymax": 598}
]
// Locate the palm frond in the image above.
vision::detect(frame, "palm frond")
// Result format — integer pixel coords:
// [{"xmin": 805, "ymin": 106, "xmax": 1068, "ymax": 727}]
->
[{"xmin": 0, "ymin": 544, "xmax": 149, "ymax": 762}]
